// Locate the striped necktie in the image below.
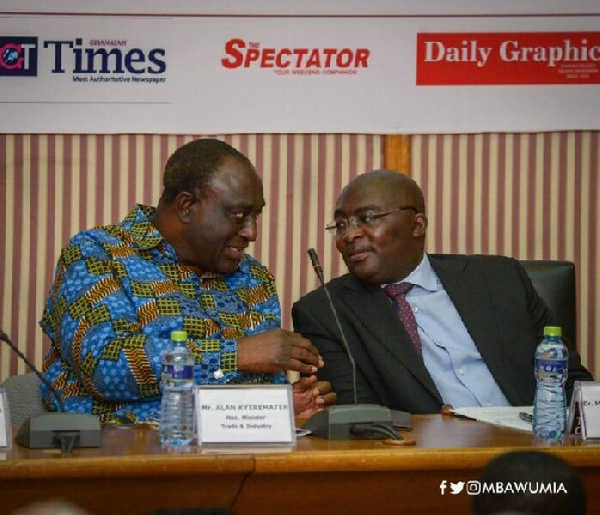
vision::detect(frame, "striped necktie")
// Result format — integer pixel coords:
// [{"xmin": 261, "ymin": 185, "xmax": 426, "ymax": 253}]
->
[{"xmin": 384, "ymin": 282, "xmax": 422, "ymax": 356}]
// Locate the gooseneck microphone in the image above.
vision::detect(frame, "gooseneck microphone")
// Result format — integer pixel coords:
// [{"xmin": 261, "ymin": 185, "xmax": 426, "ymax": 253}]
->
[
  {"xmin": 0, "ymin": 328, "xmax": 101, "ymax": 452},
  {"xmin": 0, "ymin": 329, "xmax": 65, "ymax": 412},
  {"xmin": 307, "ymin": 248, "xmax": 357, "ymax": 404},
  {"xmin": 307, "ymin": 248, "xmax": 325, "ymax": 286},
  {"xmin": 302, "ymin": 249, "xmax": 401, "ymax": 441}
]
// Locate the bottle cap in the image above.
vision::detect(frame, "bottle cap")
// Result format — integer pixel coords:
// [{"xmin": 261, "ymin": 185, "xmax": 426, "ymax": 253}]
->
[
  {"xmin": 171, "ymin": 330, "xmax": 188, "ymax": 341},
  {"xmin": 544, "ymin": 326, "xmax": 562, "ymax": 337}
]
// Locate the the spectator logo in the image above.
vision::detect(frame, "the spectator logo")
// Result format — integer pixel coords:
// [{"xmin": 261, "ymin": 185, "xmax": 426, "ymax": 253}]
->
[{"xmin": 221, "ymin": 38, "xmax": 370, "ymax": 76}]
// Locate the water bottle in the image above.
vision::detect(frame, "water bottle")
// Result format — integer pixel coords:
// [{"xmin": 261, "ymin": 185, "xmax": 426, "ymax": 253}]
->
[
  {"xmin": 160, "ymin": 330, "xmax": 195, "ymax": 446},
  {"xmin": 533, "ymin": 326, "xmax": 568, "ymax": 439}
]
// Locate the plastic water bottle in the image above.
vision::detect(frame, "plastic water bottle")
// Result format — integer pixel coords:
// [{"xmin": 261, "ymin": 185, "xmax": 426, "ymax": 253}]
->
[
  {"xmin": 160, "ymin": 330, "xmax": 195, "ymax": 446},
  {"xmin": 533, "ymin": 326, "xmax": 568, "ymax": 439}
]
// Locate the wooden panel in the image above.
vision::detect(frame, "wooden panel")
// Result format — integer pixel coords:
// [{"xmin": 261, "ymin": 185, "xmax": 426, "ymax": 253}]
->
[
  {"xmin": 384, "ymin": 134, "xmax": 410, "ymax": 173},
  {"xmin": 2, "ymin": 416, "xmax": 599, "ymax": 514},
  {"xmin": 2, "ymin": 475, "xmax": 247, "ymax": 514},
  {"xmin": 1, "ymin": 425, "xmax": 253, "ymax": 514}
]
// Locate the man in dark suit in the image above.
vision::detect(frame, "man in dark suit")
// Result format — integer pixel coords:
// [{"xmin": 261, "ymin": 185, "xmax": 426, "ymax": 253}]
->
[{"xmin": 292, "ymin": 170, "xmax": 592, "ymax": 414}]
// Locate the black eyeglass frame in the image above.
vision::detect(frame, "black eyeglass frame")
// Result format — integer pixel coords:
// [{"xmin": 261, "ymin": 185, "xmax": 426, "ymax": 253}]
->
[{"xmin": 325, "ymin": 205, "xmax": 418, "ymax": 236}]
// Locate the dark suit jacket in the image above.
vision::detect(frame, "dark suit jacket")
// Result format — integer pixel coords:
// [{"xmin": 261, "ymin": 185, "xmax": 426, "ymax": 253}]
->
[{"xmin": 292, "ymin": 254, "xmax": 592, "ymax": 414}]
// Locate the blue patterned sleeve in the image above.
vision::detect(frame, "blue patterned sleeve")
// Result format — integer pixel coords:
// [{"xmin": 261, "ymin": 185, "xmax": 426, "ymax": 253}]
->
[
  {"xmin": 40, "ymin": 232, "xmax": 241, "ymax": 405},
  {"xmin": 41, "ymin": 234, "xmax": 169, "ymax": 404},
  {"xmin": 223, "ymin": 259, "xmax": 287, "ymax": 385}
]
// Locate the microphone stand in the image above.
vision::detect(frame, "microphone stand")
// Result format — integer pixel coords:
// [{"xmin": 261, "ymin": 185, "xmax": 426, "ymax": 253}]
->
[{"xmin": 303, "ymin": 250, "xmax": 401, "ymax": 441}]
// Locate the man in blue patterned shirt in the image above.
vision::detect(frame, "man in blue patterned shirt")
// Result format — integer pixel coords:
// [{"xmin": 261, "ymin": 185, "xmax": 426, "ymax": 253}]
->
[{"xmin": 40, "ymin": 138, "xmax": 333, "ymax": 424}]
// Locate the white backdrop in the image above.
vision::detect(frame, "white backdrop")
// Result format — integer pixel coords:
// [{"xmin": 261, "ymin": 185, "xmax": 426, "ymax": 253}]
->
[{"xmin": 0, "ymin": 1, "xmax": 599, "ymax": 134}]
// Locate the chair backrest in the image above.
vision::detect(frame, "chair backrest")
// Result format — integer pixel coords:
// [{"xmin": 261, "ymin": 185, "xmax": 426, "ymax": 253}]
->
[
  {"xmin": 0, "ymin": 372, "xmax": 44, "ymax": 427},
  {"xmin": 520, "ymin": 260, "xmax": 576, "ymax": 346}
]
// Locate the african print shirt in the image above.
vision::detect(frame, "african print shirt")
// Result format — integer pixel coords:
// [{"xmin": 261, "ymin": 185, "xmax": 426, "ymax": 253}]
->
[{"xmin": 40, "ymin": 204, "xmax": 285, "ymax": 424}]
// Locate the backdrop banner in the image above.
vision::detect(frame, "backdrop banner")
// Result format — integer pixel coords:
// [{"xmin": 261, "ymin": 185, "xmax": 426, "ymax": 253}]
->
[{"xmin": 1, "ymin": 1, "xmax": 599, "ymax": 134}]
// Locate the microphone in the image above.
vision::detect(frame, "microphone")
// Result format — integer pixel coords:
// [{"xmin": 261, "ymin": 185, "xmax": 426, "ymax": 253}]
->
[
  {"xmin": 0, "ymin": 329, "xmax": 101, "ymax": 452},
  {"xmin": 307, "ymin": 248, "xmax": 357, "ymax": 404},
  {"xmin": 302, "ymin": 249, "xmax": 402, "ymax": 441},
  {"xmin": 307, "ymin": 248, "xmax": 325, "ymax": 286}
]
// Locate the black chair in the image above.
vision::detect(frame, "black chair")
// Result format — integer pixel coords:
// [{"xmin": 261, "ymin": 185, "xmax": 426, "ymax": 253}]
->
[{"xmin": 520, "ymin": 260, "xmax": 576, "ymax": 346}]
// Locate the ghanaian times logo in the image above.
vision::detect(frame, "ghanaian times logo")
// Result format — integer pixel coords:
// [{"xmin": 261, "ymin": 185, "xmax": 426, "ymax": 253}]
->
[
  {"xmin": 0, "ymin": 37, "xmax": 38, "ymax": 76},
  {"xmin": 1, "ymin": 37, "xmax": 167, "ymax": 78}
]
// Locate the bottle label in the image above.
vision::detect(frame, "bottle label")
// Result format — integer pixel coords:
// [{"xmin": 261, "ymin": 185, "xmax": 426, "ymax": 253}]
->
[
  {"xmin": 162, "ymin": 364, "xmax": 194, "ymax": 380},
  {"xmin": 535, "ymin": 359, "xmax": 567, "ymax": 375}
]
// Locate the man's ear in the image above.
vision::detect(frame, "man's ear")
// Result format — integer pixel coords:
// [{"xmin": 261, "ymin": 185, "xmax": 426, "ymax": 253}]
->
[
  {"xmin": 174, "ymin": 191, "xmax": 195, "ymax": 223},
  {"xmin": 413, "ymin": 213, "xmax": 428, "ymax": 237}
]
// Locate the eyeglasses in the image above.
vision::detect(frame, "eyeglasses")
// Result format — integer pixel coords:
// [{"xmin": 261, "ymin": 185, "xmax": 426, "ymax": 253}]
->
[{"xmin": 325, "ymin": 206, "xmax": 417, "ymax": 237}]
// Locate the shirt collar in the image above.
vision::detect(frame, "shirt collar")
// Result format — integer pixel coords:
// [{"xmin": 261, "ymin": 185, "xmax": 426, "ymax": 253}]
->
[
  {"xmin": 122, "ymin": 204, "xmax": 245, "ymax": 277},
  {"xmin": 382, "ymin": 253, "xmax": 439, "ymax": 292},
  {"xmin": 121, "ymin": 204, "xmax": 166, "ymax": 250},
  {"xmin": 404, "ymin": 253, "xmax": 438, "ymax": 292}
]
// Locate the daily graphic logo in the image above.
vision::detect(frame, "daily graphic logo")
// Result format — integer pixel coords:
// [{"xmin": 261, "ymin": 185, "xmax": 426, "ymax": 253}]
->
[
  {"xmin": 0, "ymin": 37, "xmax": 38, "ymax": 76},
  {"xmin": 416, "ymin": 31, "xmax": 600, "ymax": 85}
]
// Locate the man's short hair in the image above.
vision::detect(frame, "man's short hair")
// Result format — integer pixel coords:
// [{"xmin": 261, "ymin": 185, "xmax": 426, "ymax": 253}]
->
[
  {"xmin": 472, "ymin": 450, "xmax": 586, "ymax": 515},
  {"xmin": 160, "ymin": 138, "xmax": 254, "ymax": 204}
]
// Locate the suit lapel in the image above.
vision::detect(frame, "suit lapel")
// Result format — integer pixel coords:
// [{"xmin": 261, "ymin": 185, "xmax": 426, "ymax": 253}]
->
[
  {"xmin": 429, "ymin": 256, "xmax": 522, "ymax": 403},
  {"xmin": 339, "ymin": 274, "xmax": 442, "ymax": 402}
]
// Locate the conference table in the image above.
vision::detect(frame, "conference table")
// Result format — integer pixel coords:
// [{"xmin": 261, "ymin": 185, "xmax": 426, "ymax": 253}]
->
[{"xmin": 1, "ymin": 414, "xmax": 599, "ymax": 514}]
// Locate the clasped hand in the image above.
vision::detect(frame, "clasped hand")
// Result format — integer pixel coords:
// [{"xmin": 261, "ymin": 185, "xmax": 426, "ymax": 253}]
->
[
  {"xmin": 292, "ymin": 375, "xmax": 337, "ymax": 418},
  {"xmin": 237, "ymin": 328, "xmax": 336, "ymax": 416},
  {"xmin": 238, "ymin": 328, "xmax": 323, "ymax": 375}
]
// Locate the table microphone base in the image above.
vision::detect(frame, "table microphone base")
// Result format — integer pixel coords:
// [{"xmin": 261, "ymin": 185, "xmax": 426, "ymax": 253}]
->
[
  {"xmin": 302, "ymin": 404, "xmax": 395, "ymax": 440},
  {"xmin": 16, "ymin": 412, "xmax": 101, "ymax": 450}
]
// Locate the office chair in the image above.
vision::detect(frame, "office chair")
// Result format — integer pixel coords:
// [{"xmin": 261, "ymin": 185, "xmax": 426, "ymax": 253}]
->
[
  {"xmin": 520, "ymin": 260, "xmax": 576, "ymax": 347},
  {"xmin": 0, "ymin": 372, "xmax": 44, "ymax": 427}
]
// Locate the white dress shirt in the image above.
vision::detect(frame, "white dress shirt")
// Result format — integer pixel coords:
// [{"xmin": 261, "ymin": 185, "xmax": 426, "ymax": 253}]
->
[{"xmin": 383, "ymin": 254, "xmax": 510, "ymax": 408}]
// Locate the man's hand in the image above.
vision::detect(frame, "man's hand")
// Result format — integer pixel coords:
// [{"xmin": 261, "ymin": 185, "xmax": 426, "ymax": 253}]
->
[
  {"xmin": 441, "ymin": 404, "xmax": 454, "ymax": 416},
  {"xmin": 292, "ymin": 375, "xmax": 337, "ymax": 418},
  {"xmin": 238, "ymin": 329, "xmax": 323, "ymax": 375}
]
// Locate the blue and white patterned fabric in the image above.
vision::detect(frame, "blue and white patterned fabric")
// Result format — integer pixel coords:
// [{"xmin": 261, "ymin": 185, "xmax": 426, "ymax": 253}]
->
[{"xmin": 40, "ymin": 204, "xmax": 285, "ymax": 424}]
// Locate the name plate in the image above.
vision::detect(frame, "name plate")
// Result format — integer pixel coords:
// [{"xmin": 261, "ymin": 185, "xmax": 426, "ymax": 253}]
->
[
  {"xmin": 195, "ymin": 384, "xmax": 296, "ymax": 447},
  {"xmin": 568, "ymin": 381, "xmax": 600, "ymax": 440},
  {"xmin": 0, "ymin": 388, "xmax": 12, "ymax": 449}
]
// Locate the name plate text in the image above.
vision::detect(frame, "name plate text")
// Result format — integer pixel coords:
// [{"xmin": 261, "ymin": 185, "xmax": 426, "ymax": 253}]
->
[{"xmin": 195, "ymin": 384, "xmax": 296, "ymax": 447}]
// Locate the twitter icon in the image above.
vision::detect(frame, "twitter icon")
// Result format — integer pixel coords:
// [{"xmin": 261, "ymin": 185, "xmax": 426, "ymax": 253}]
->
[{"xmin": 450, "ymin": 481, "xmax": 465, "ymax": 494}]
